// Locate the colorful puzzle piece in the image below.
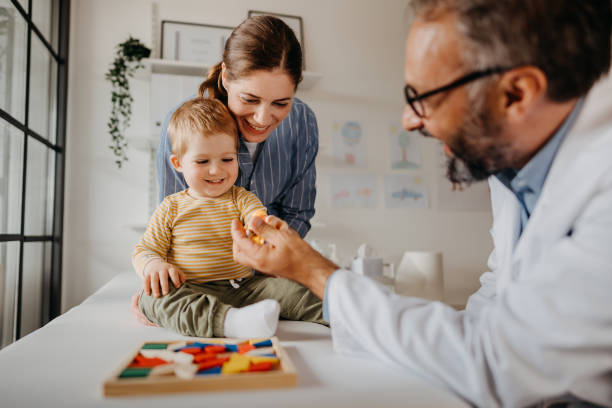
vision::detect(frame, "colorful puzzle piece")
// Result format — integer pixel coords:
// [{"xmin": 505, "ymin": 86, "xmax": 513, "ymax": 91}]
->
[
  {"xmin": 222, "ymin": 353, "xmax": 251, "ymax": 374},
  {"xmin": 248, "ymin": 362, "xmax": 275, "ymax": 372},
  {"xmin": 197, "ymin": 357, "xmax": 229, "ymax": 372},
  {"xmin": 250, "ymin": 356, "xmax": 279, "ymax": 365},
  {"xmin": 204, "ymin": 345, "xmax": 227, "ymax": 354},
  {"xmin": 193, "ymin": 353, "xmax": 219, "ymax": 363},
  {"xmin": 250, "ymin": 339, "xmax": 273, "ymax": 348},
  {"xmin": 119, "ymin": 368, "xmax": 151, "ymax": 378},
  {"xmin": 197, "ymin": 366, "xmax": 222, "ymax": 375},
  {"xmin": 238, "ymin": 344, "xmax": 255, "ymax": 354},
  {"xmin": 245, "ymin": 346, "xmax": 276, "ymax": 356},
  {"xmin": 178, "ymin": 347, "xmax": 202, "ymax": 355},
  {"xmin": 150, "ymin": 363, "xmax": 175, "ymax": 376},
  {"xmin": 174, "ymin": 364, "xmax": 198, "ymax": 380},
  {"xmin": 129, "ymin": 355, "xmax": 169, "ymax": 368},
  {"xmin": 141, "ymin": 349, "xmax": 193, "ymax": 364},
  {"xmin": 224, "ymin": 343, "xmax": 239, "ymax": 352},
  {"xmin": 141, "ymin": 343, "xmax": 167, "ymax": 350}
]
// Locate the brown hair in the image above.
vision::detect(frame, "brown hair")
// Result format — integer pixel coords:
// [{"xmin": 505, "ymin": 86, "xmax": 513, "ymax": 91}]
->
[
  {"xmin": 168, "ymin": 98, "xmax": 238, "ymax": 158},
  {"xmin": 198, "ymin": 15, "xmax": 303, "ymax": 103}
]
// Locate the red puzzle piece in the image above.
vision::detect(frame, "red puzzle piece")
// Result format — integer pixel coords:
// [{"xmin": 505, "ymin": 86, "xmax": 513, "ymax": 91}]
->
[{"xmin": 248, "ymin": 362, "xmax": 275, "ymax": 372}]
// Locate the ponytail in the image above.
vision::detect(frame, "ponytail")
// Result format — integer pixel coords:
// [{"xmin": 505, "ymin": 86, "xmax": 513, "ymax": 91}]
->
[{"xmin": 198, "ymin": 62, "xmax": 228, "ymax": 105}]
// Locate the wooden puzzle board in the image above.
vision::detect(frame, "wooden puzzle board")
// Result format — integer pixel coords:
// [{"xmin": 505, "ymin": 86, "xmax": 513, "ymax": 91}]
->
[{"xmin": 103, "ymin": 336, "xmax": 296, "ymax": 396}]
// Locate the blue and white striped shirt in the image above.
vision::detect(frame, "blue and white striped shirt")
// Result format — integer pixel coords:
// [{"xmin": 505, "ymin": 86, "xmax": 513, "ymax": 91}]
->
[{"xmin": 156, "ymin": 97, "xmax": 319, "ymax": 238}]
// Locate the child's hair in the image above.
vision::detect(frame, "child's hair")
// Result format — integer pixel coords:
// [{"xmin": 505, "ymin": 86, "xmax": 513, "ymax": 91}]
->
[{"xmin": 168, "ymin": 98, "xmax": 239, "ymax": 158}]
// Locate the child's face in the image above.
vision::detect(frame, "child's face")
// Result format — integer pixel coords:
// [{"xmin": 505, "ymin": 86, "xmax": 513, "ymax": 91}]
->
[{"xmin": 170, "ymin": 133, "xmax": 238, "ymax": 199}]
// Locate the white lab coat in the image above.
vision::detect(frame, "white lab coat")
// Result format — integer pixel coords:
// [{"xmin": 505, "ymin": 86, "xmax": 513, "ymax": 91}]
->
[{"xmin": 327, "ymin": 74, "xmax": 612, "ymax": 407}]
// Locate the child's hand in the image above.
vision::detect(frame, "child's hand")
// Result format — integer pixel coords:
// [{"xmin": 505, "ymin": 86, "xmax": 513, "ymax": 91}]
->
[{"xmin": 142, "ymin": 259, "xmax": 185, "ymax": 297}]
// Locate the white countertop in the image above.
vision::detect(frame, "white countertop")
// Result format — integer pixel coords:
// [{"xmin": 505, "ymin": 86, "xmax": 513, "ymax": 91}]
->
[{"xmin": 0, "ymin": 272, "xmax": 468, "ymax": 408}]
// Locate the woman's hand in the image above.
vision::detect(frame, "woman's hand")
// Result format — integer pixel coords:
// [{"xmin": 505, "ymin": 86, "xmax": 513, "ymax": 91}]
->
[
  {"xmin": 231, "ymin": 215, "xmax": 338, "ymax": 299},
  {"xmin": 142, "ymin": 259, "xmax": 186, "ymax": 297}
]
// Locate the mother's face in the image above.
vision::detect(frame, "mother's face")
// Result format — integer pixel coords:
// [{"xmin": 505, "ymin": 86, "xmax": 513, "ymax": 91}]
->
[{"xmin": 223, "ymin": 67, "xmax": 295, "ymax": 143}]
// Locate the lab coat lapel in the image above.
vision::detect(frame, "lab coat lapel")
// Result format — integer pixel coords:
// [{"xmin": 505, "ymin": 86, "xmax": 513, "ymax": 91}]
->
[
  {"xmin": 490, "ymin": 177, "xmax": 522, "ymax": 293},
  {"xmin": 509, "ymin": 80, "xmax": 606, "ymax": 277}
]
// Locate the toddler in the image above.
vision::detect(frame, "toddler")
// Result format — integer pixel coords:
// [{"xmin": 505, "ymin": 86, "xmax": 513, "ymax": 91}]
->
[{"xmin": 132, "ymin": 98, "xmax": 325, "ymax": 338}]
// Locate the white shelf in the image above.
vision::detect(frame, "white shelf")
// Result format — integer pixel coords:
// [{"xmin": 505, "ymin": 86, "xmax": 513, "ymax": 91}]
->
[
  {"xmin": 135, "ymin": 58, "xmax": 210, "ymax": 78},
  {"xmin": 134, "ymin": 58, "xmax": 322, "ymax": 90}
]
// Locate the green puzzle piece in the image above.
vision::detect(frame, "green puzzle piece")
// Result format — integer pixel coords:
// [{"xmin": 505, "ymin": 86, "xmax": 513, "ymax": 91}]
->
[
  {"xmin": 119, "ymin": 368, "xmax": 151, "ymax": 378},
  {"xmin": 141, "ymin": 343, "xmax": 168, "ymax": 350}
]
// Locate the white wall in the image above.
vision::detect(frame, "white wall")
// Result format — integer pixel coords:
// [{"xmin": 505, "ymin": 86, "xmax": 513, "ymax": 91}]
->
[{"xmin": 63, "ymin": 0, "xmax": 493, "ymax": 311}]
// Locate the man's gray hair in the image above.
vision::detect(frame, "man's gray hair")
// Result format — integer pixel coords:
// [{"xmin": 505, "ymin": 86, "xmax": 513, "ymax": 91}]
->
[{"xmin": 408, "ymin": 0, "xmax": 612, "ymax": 101}]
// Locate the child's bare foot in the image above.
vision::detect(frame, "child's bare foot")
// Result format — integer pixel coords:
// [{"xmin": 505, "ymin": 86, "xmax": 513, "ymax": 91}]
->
[{"xmin": 131, "ymin": 292, "xmax": 158, "ymax": 327}]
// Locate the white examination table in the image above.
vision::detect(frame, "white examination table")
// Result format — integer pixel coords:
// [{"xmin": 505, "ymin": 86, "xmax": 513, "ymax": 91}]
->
[{"xmin": 0, "ymin": 272, "xmax": 467, "ymax": 407}]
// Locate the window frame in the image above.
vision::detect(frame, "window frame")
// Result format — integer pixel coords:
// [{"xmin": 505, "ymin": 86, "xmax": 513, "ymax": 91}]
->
[{"xmin": 0, "ymin": 0, "xmax": 70, "ymax": 346}]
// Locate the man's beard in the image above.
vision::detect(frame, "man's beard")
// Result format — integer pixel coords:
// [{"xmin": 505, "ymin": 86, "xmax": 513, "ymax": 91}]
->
[{"xmin": 441, "ymin": 97, "xmax": 514, "ymax": 186}]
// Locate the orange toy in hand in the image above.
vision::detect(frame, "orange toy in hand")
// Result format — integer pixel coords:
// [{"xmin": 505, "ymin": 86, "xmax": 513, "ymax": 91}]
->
[{"xmin": 246, "ymin": 210, "xmax": 267, "ymax": 245}]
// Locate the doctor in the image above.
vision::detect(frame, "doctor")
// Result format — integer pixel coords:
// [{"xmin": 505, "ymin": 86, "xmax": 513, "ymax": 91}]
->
[{"xmin": 231, "ymin": 0, "xmax": 612, "ymax": 406}]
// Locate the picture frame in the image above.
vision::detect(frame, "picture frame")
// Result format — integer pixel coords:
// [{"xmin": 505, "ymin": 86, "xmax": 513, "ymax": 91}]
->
[
  {"xmin": 160, "ymin": 20, "xmax": 234, "ymax": 67},
  {"xmin": 247, "ymin": 10, "xmax": 305, "ymax": 69}
]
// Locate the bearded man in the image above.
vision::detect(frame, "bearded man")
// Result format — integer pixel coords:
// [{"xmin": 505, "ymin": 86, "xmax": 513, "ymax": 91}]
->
[{"xmin": 231, "ymin": 1, "xmax": 612, "ymax": 406}]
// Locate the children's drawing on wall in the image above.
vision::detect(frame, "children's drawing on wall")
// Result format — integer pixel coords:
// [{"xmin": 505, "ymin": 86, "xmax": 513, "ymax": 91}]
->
[
  {"xmin": 389, "ymin": 125, "xmax": 421, "ymax": 169},
  {"xmin": 329, "ymin": 174, "xmax": 377, "ymax": 208},
  {"xmin": 332, "ymin": 121, "xmax": 366, "ymax": 167},
  {"xmin": 435, "ymin": 145, "xmax": 491, "ymax": 211},
  {"xmin": 384, "ymin": 174, "xmax": 429, "ymax": 209}
]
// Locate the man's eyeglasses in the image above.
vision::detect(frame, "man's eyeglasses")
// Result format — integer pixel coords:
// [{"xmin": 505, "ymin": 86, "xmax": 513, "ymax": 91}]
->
[{"xmin": 404, "ymin": 67, "xmax": 511, "ymax": 118}]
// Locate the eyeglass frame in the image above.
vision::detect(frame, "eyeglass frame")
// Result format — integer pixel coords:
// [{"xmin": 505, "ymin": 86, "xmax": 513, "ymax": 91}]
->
[{"xmin": 404, "ymin": 67, "xmax": 512, "ymax": 118}]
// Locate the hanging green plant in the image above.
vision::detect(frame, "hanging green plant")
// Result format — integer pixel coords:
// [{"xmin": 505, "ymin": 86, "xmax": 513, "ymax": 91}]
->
[{"xmin": 105, "ymin": 36, "xmax": 151, "ymax": 168}]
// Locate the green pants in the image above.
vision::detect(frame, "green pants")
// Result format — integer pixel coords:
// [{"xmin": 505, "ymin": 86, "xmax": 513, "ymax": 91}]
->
[{"xmin": 138, "ymin": 274, "xmax": 327, "ymax": 337}]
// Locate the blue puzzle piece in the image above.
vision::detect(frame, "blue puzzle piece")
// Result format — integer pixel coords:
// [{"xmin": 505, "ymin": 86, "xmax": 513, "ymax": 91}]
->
[
  {"xmin": 224, "ymin": 344, "xmax": 239, "ymax": 352},
  {"xmin": 253, "ymin": 339, "xmax": 273, "ymax": 348}
]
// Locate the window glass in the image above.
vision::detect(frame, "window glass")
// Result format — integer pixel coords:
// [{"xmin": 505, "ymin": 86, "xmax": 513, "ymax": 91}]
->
[
  {"xmin": 0, "ymin": 1, "xmax": 28, "ymax": 123},
  {"xmin": 28, "ymin": 33, "xmax": 58, "ymax": 143},
  {"xmin": 32, "ymin": 0, "xmax": 59, "ymax": 51},
  {"xmin": 24, "ymin": 137, "xmax": 55, "ymax": 235},
  {"xmin": 20, "ymin": 241, "xmax": 51, "ymax": 337},
  {"xmin": 0, "ymin": 241, "xmax": 19, "ymax": 348},
  {"xmin": 0, "ymin": 119, "xmax": 24, "ymax": 234}
]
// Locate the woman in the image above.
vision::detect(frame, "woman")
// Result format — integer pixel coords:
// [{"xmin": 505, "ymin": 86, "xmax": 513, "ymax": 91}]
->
[{"xmin": 157, "ymin": 15, "xmax": 318, "ymax": 238}]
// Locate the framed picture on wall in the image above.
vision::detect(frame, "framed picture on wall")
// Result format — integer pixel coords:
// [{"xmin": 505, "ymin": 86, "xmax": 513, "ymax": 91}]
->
[
  {"xmin": 247, "ymin": 10, "xmax": 305, "ymax": 68},
  {"xmin": 161, "ymin": 20, "xmax": 234, "ymax": 66}
]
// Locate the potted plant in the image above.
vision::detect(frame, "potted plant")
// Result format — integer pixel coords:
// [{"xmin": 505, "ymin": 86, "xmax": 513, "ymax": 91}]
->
[{"xmin": 105, "ymin": 36, "xmax": 151, "ymax": 168}]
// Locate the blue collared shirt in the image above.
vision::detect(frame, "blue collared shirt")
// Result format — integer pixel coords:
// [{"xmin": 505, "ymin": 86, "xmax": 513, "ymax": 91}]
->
[
  {"xmin": 495, "ymin": 98, "xmax": 583, "ymax": 240},
  {"xmin": 156, "ymin": 97, "xmax": 319, "ymax": 238}
]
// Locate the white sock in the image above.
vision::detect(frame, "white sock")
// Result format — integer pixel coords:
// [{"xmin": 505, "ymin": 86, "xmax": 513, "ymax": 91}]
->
[{"xmin": 223, "ymin": 299, "xmax": 280, "ymax": 338}]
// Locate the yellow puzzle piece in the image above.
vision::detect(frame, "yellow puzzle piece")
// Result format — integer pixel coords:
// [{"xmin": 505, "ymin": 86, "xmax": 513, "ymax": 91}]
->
[{"xmin": 222, "ymin": 353, "xmax": 251, "ymax": 374}]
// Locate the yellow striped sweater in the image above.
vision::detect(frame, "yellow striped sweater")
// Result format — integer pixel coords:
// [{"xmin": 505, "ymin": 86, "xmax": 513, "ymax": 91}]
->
[{"xmin": 132, "ymin": 186, "xmax": 266, "ymax": 283}]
